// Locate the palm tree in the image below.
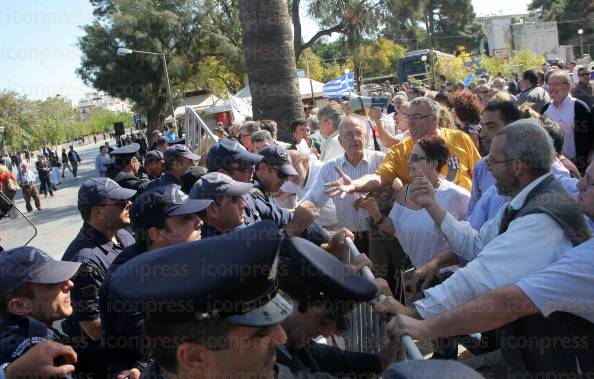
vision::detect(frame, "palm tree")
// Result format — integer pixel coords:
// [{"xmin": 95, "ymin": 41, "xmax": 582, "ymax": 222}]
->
[{"xmin": 239, "ymin": 0, "xmax": 305, "ymax": 140}]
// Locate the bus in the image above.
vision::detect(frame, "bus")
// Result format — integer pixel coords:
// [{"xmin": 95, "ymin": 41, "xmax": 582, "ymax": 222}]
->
[{"xmin": 397, "ymin": 49, "xmax": 454, "ymax": 84}]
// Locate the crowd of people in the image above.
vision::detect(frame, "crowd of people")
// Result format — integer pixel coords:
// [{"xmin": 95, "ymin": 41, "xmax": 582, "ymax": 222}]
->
[{"xmin": 1, "ymin": 62, "xmax": 594, "ymax": 379}]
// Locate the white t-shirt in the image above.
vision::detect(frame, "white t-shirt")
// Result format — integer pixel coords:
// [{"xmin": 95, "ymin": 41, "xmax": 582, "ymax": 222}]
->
[
  {"xmin": 389, "ymin": 180, "xmax": 470, "ymax": 268},
  {"xmin": 365, "ymin": 117, "xmax": 396, "ymax": 153},
  {"xmin": 516, "ymin": 237, "xmax": 594, "ymax": 324},
  {"xmin": 281, "ymin": 159, "xmax": 337, "ymax": 227}
]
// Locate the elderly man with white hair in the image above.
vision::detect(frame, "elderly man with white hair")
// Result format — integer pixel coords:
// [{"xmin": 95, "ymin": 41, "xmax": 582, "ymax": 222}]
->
[
  {"xmin": 303, "ymin": 115, "xmax": 385, "ymax": 253},
  {"xmin": 541, "ymin": 70, "xmax": 593, "ymax": 173}
]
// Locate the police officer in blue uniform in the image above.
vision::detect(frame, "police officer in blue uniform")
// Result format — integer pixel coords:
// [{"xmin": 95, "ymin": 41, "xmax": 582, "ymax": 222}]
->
[
  {"xmin": 106, "ymin": 221, "xmax": 293, "ymax": 379},
  {"xmin": 107, "ymin": 143, "xmax": 150, "ymax": 193},
  {"xmin": 145, "ymin": 144, "xmax": 200, "ymax": 191},
  {"xmin": 139, "ymin": 150, "xmax": 164, "ymax": 180},
  {"xmin": 61, "ymin": 178, "xmax": 136, "ymax": 376},
  {"xmin": 99, "ymin": 185, "xmax": 211, "ymax": 375},
  {"xmin": 277, "ymin": 237, "xmax": 399, "ymax": 378},
  {"xmin": 189, "ymin": 172, "xmax": 253, "ymax": 238},
  {"xmin": 0, "ymin": 247, "xmax": 80, "ymax": 367}
]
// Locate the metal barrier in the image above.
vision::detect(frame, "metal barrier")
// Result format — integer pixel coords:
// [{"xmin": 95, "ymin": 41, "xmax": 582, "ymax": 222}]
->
[
  {"xmin": 344, "ymin": 237, "xmax": 424, "ymax": 361},
  {"xmin": 184, "ymin": 106, "xmax": 219, "ymax": 156}
]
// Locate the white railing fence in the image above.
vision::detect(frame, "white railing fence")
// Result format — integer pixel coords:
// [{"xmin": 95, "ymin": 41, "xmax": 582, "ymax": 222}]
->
[{"xmin": 184, "ymin": 107, "xmax": 219, "ymax": 156}]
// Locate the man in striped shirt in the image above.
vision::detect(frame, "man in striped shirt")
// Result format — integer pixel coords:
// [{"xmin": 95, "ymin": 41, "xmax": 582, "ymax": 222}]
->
[{"xmin": 303, "ymin": 115, "xmax": 385, "ymax": 253}]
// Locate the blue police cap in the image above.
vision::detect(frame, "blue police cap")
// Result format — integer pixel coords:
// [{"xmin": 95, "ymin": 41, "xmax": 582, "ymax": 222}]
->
[
  {"xmin": 259, "ymin": 144, "xmax": 298, "ymax": 176},
  {"xmin": 130, "ymin": 185, "xmax": 212, "ymax": 230},
  {"xmin": 108, "ymin": 220, "xmax": 293, "ymax": 325},
  {"xmin": 144, "ymin": 150, "xmax": 164, "ymax": 163},
  {"xmin": 78, "ymin": 177, "xmax": 136, "ymax": 211},
  {"xmin": 0, "ymin": 246, "xmax": 81, "ymax": 296},
  {"xmin": 279, "ymin": 237, "xmax": 377, "ymax": 305},
  {"xmin": 164, "ymin": 144, "xmax": 200, "ymax": 162},
  {"xmin": 189, "ymin": 172, "xmax": 253, "ymax": 201},
  {"xmin": 157, "ymin": 136, "xmax": 169, "ymax": 146},
  {"xmin": 206, "ymin": 139, "xmax": 263, "ymax": 171},
  {"xmin": 111, "ymin": 143, "xmax": 140, "ymax": 157}
]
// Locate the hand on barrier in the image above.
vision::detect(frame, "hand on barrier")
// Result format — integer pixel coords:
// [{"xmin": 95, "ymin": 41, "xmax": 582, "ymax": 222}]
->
[
  {"xmin": 328, "ymin": 227, "xmax": 354, "ymax": 260},
  {"xmin": 286, "ymin": 200, "xmax": 320, "ymax": 237},
  {"xmin": 373, "ymin": 278, "xmax": 394, "ymax": 298},
  {"xmin": 324, "ymin": 165, "xmax": 355, "ymax": 198},
  {"xmin": 348, "ymin": 253, "xmax": 373, "ymax": 274},
  {"xmin": 410, "ymin": 260, "xmax": 440, "ymax": 296},
  {"xmin": 387, "ymin": 314, "xmax": 428, "ymax": 341}
]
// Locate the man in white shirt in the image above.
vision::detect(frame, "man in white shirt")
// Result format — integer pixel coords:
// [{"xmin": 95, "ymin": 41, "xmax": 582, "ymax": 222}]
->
[
  {"xmin": 16, "ymin": 163, "xmax": 42, "ymax": 212},
  {"xmin": 541, "ymin": 70, "xmax": 593, "ymax": 173},
  {"xmin": 303, "ymin": 115, "xmax": 385, "ymax": 253},
  {"xmin": 318, "ymin": 104, "xmax": 345, "ymax": 162},
  {"xmin": 375, "ymin": 119, "xmax": 584, "ymax": 321},
  {"xmin": 388, "ymin": 160, "xmax": 594, "ymax": 376}
]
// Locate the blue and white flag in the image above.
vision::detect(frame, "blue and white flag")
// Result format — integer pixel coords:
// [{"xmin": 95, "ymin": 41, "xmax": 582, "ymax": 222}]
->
[
  {"xmin": 323, "ymin": 72, "xmax": 354, "ymax": 98},
  {"xmin": 463, "ymin": 73, "xmax": 474, "ymax": 87}
]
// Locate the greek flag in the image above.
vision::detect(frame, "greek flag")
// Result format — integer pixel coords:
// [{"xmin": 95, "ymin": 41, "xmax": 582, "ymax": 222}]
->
[{"xmin": 323, "ymin": 72, "xmax": 354, "ymax": 98}]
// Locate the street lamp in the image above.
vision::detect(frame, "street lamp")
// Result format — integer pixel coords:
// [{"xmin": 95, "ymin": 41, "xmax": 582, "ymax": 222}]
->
[
  {"xmin": 578, "ymin": 29, "xmax": 584, "ymax": 58},
  {"xmin": 116, "ymin": 47, "xmax": 177, "ymax": 127}
]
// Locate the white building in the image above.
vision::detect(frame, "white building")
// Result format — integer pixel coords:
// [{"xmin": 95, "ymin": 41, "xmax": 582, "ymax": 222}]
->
[
  {"xmin": 477, "ymin": 14, "xmax": 530, "ymax": 58},
  {"xmin": 76, "ymin": 92, "xmax": 133, "ymax": 120}
]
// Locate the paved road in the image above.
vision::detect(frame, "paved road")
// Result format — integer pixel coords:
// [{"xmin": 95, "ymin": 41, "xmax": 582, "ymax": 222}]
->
[{"xmin": 1, "ymin": 140, "xmax": 114, "ymax": 260}]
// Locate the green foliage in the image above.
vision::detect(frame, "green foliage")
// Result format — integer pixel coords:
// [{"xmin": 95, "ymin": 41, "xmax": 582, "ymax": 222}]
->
[
  {"xmin": 509, "ymin": 50, "xmax": 547, "ymax": 73},
  {"xmin": 77, "ymin": 0, "xmax": 244, "ymax": 129},
  {"xmin": 296, "ymin": 49, "xmax": 325, "ymax": 82},
  {"xmin": 359, "ymin": 39, "xmax": 407, "ymax": 77},
  {"xmin": 0, "ymin": 91, "xmax": 132, "ymax": 151},
  {"xmin": 426, "ymin": 0, "xmax": 484, "ymax": 53},
  {"xmin": 435, "ymin": 50, "xmax": 474, "ymax": 82}
]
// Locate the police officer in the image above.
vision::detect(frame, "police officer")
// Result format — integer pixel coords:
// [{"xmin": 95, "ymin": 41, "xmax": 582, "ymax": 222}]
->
[
  {"xmin": 277, "ymin": 237, "xmax": 398, "ymax": 377},
  {"xmin": 189, "ymin": 172, "xmax": 254, "ymax": 237},
  {"xmin": 139, "ymin": 150, "xmax": 164, "ymax": 180},
  {"xmin": 99, "ymin": 185, "xmax": 211, "ymax": 375},
  {"xmin": 61, "ymin": 178, "xmax": 136, "ymax": 375},
  {"xmin": 145, "ymin": 144, "xmax": 200, "ymax": 191},
  {"xmin": 106, "ymin": 221, "xmax": 293, "ymax": 379},
  {"xmin": 107, "ymin": 143, "xmax": 149, "ymax": 193},
  {"xmin": 0, "ymin": 247, "xmax": 80, "ymax": 366}
]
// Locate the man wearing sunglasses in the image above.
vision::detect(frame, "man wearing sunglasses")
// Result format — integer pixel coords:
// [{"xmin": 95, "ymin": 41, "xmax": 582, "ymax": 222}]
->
[
  {"xmin": 571, "ymin": 66, "xmax": 593, "ymax": 109},
  {"xmin": 61, "ymin": 178, "xmax": 136, "ymax": 373}
]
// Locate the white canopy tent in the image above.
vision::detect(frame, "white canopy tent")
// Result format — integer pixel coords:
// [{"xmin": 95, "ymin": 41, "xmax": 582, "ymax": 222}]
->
[{"xmin": 205, "ymin": 77, "xmax": 324, "ymax": 115}]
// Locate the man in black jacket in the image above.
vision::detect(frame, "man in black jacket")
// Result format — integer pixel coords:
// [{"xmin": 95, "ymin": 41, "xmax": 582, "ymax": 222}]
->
[
  {"xmin": 35, "ymin": 155, "xmax": 53, "ymax": 197},
  {"xmin": 67, "ymin": 145, "xmax": 81, "ymax": 177}
]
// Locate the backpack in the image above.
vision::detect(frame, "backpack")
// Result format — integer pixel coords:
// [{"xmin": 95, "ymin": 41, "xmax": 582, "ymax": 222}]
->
[{"xmin": 7, "ymin": 175, "xmax": 18, "ymax": 192}]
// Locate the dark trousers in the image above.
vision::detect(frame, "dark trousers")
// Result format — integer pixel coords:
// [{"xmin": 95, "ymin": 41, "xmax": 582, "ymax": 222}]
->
[
  {"xmin": 21, "ymin": 185, "xmax": 41, "ymax": 211},
  {"xmin": 38, "ymin": 175, "xmax": 53, "ymax": 196},
  {"xmin": 71, "ymin": 162, "xmax": 79, "ymax": 177},
  {"xmin": 62, "ymin": 161, "xmax": 73, "ymax": 177}
]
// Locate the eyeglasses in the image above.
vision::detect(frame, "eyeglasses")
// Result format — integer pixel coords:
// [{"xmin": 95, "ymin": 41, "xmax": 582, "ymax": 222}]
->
[
  {"xmin": 485, "ymin": 155, "xmax": 515, "ymax": 167},
  {"xmin": 408, "ymin": 154, "xmax": 428, "ymax": 163},
  {"xmin": 404, "ymin": 114, "xmax": 432, "ymax": 122}
]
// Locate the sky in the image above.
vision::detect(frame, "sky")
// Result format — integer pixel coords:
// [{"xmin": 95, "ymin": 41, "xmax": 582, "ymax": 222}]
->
[{"xmin": 0, "ymin": 0, "xmax": 531, "ymax": 102}]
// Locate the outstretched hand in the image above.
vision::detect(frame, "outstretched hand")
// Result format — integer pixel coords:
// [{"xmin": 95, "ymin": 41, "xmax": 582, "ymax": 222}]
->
[{"xmin": 324, "ymin": 165, "xmax": 355, "ymax": 198}]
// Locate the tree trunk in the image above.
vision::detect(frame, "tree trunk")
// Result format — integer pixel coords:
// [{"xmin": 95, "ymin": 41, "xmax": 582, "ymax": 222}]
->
[{"xmin": 239, "ymin": 0, "xmax": 304, "ymax": 141}]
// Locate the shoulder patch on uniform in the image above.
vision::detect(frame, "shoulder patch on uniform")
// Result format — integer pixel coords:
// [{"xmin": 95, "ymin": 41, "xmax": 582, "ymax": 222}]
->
[{"xmin": 10, "ymin": 337, "xmax": 47, "ymax": 362}]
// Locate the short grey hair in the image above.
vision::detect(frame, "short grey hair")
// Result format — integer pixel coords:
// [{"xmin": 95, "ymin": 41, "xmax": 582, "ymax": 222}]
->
[
  {"xmin": 409, "ymin": 97, "xmax": 439, "ymax": 117},
  {"xmin": 496, "ymin": 119, "xmax": 554, "ymax": 176},
  {"xmin": 338, "ymin": 115, "xmax": 366, "ymax": 136},
  {"xmin": 317, "ymin": 104, "xmax": 344, "ymax": 131},
  {"xmin": 307, "ymin": 116, "xmax": 319, "ymax": 131},
  {"xmin": 251, "ymin": 130, "xmax": 272, "ymax": 143},
  {"xmin": 392, "ymin": 93, "xmax": 408, "ymax": 104},
  {"xmin": 548, "ymin": 70, "xmax": 571, "ymax": 85},
  {"xmin": 240, "ymin": 121, "xmax": 260, "ymax": 135}
]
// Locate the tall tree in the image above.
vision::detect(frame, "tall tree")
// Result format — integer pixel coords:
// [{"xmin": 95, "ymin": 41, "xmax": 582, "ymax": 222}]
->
[
  {"xmin": 77, "ymin": 0, "xmax": 243, "ymax": 132},
  {"xmin": 291, "ymin": 0, "xmax": 345, "ymax": 60},
  {"xmin": 529, "ymin": 0, "xmax": 594, "ymax": 56},
  {"xmin": 424, "ymin": 0, "xmax": 483, "ymax": 53},
  {"xmin": 239, "ymin": 0, "xmax": 304, "ymax": 140}
]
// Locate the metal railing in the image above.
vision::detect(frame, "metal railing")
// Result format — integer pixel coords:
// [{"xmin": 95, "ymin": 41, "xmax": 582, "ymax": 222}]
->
[
  {"xmin": 344, "ymin": 237, "xmax": 424, "ymax": 361},
  {"xmin": 184, "ymin": 106, "xmax": 219, "ymax": 156}
]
